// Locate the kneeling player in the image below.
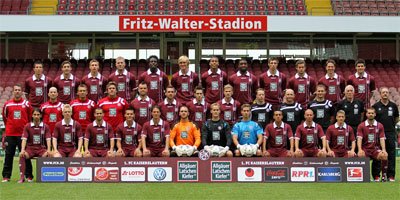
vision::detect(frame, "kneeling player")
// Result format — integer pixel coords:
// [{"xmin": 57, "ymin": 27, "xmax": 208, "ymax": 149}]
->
[
  {"xmin": 115, "ymin": 107, "xmax": 142, "ymax": 157},
  {"xmin": 142, "ymin": 106, "xmax": 170, "ymax": 157},
  {"xmin": 357, "ymin": 107, "xmax": 388, "ymax": 181},
  {"xmin": 19, "ymin": 108, "xmax": 51, "ymax": 183},
  {"xmin": 170, "ymin": 106, "xmax": 201, "ymax": 157},
  {"xmin": 52, "ymin": 104, "xmax": 83, "ymax": 157},
  {"xmin": 232, "ymin": 104, "xmax": 263, "ymax": 157},
  {"xmin": 326, "ymin": 110, "xmax": 356, "ymax": 158},
  {"xmin": 294, "ymin": 109, "xmax": 327, "ymax": 157},
  {"xmin": 263, "ymin": 110, "xmax": 294, "ymax": 157},
  {"xmin": 201, "ymin": 103, "xmax": 233, "ymax": 157},
  {"xmin": 83, "ymin": 108, "xmax": 115, "ymax": 157}
]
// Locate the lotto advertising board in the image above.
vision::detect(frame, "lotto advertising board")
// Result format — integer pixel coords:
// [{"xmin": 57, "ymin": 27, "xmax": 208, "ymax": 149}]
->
[{"xmin": 36, "ymin": 157, "xmax": 369, "ymax": 183}]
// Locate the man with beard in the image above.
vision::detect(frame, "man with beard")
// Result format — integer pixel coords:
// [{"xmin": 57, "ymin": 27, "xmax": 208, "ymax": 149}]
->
[{"xmin": 229, "ymin": 58, "xmax": 258, "ymax": 105}]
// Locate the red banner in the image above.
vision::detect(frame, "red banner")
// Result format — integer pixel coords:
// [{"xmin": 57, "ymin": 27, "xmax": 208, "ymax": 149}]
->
[{"xmin": 119, "ymin": 16, "xmax": 268, "ymax": 32}]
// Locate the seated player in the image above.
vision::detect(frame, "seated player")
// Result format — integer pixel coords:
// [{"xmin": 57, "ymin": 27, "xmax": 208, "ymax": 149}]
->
[
  {"xmin": 52, "ymin": 104, "xmax": 83, "ymax": 157},
  {"xmin": 357, "ymin": 107, "xmax": 388, "ymax": 181},
  {"xmin": 232, "ymin": 104, "xmax": 263, "ymax": 157},
  {"xmin": 83, "ymin": 108, "xmax": 115, "ymax": 157},
  {"xmin": 115, "ymin": 107, "xmax": 142, "ymax": 157},
  {"xmin": 19, "ymin": 108, "xmax": 51, "ymax": 183},
  {"xmin": 170, "ymin": 106, "xmax": 201, "ymax": 157},
  {"xmin": 263, "ymin": 110, "xmax": 294, "ymax": 157},
  {"xmin": 326, "ymin": 110, "xmax": 356, "ymax": 158},
  {"xmin": 294, "ymin": 109, "xmax": 327, "ymax": 158},
  {"xmin": 201, "ymin": 103, "xmax": 233, "ymax": 157},
  {"xmin": 142, "ymin": 106, "xmax": 171, "ymax": 157}
]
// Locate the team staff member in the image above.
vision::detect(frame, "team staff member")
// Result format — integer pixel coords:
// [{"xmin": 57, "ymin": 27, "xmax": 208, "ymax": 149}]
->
[
  {"xmin": 232, "ymin": 104, "xmax": 264, "ymax": 157},
  {"xmin": 2, "ymin": 84, "xmax": 33, "ymax": 182},
  {"xmin": 347, "ymin": 59, "xmax": 376, "ymax": 108},
  {"xmin": 318, "ymin": 59, "xmax": 346, "ymax": 106},
  {"xmin": 229, "ymin": 58, "xmax": 258, "ymax": 105},
  {"xmin": 70, "ymin": 84, "xmax": 97, "ymax": 133},
  {"xmin": 294, "ymin": 109, "xmax": 327, "ymax": 158},
  {"xmin": 170, "ymin": 106, "xmax": 201, "ymax": 155},
  {"xmin": 83, "ymin": 108, "xmax": 115, "ymax": 158},
  {"xmin": 98, "ymin": 82, "xmax": 129, "ymax": 131},
  {"xmin": 280, "ymin": 89, "xmax": 304, "ymax": 135},
  {"xmin": 201, "ymin": 56, "xmax": 228, "ymax": 104},
  {"xmin": 201, "ymin": 103, "xmax": 233, "ymax": 157},
  {"xmin": 171, "ymin": 55, "xmax": 199, "ymax": 104},
  {"xmin": 357, "ymin": 107, "xmax": 388, "ymax": 182},
  {"xmin": 130, "ymin": 82, "xmax": 156, "ymax": 126},
  {"xmin": 81, "ymin": 59, "xmax": 108, "ymax": 102},
  {"xmin": 218, "ymin": 84, "xmax": 241, "ymax": 127},
  {"xmin": 138, "ymin": 55, "xmax": 169, "ymax": 103},
  {"xmin": 108, "ymin": 56, "xmax": 136, "ymax": 102},
  {"xmin": 186, "ymin": 86, "xmax": 209, "ymax": 129},
  {"xmin": 337, "ymin": 85, "xmax": 365, "ymax": 135},
  {"xmin": 263, "ymin": 110, "xmax": 294, "ymax": 157},
  {"xmin": 326, "ymin": 110, "xmax": 356, "ymax": 158},
  {"xmin": 142, "ymin": 106, "xmax": 171, "ymax": 157},
  {"xmin": 24, "ymin": 60, "xmax": 53, "ymax": 108},
  {"xmin": 41, "ymin": 87, "xmax": 64, "ymax": 134},
  {"xmin": 19, "ymin": 109, "xmax": 51, "ymax": 183},
  {"xmin": 372, "ymin": 87, "xmax": 399, "ymax": 182},
  {"xmin": 307, "ymin": 84, "xmax": 335, "ymax": 133},
  {"xmin": 53, "ymin": 60, "xmax": 80, "ymax": 104},
  {"xmin": 287, "ymin": 60, "xmax": 317, "ymax": 108},
  {"xmin": 52, "ymin": 104, "xmax": 83, "ymax": 158},
  {"xmin": 251, "ymin": 88, "xmax": 273, "ymax": 129},
  {"xmin": 115, "ymin": 108, "xmax": 142, "ymax": 157}
]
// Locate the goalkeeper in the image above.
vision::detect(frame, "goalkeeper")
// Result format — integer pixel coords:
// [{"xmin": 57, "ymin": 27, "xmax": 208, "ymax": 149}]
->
[
  {"xmin": 170, "ymin": 106, "xmax": 201, "ymax": 157},
  {"xmin": 232, "ymin": 104, "xmax": 263, "ymax": 157},
  {"xmin": 201, "ymin": 103, "xmax": 233, "ymax": 157}
]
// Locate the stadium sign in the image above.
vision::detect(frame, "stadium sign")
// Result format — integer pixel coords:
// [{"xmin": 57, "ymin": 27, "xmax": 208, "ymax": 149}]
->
[
  {"xmin": 41, "ymin": 167, "xmax": 66, "ymax": 182},
  {"xmin": 177, "ymin": 161, "xmax": 198, "ymax": 181},
  {"xmin": 148, "ymin": 167, "xmax": 172, "ymax": 182},
  {"xmin": 119, "ymin": 16, "xmax": 268, "ymax": 32},
  {"xmin": 67, "ymin": 167, "xmax": 92, "ymax": 182},
  {"xmin": 264, "ymin": 167, "xmax": 289, "ymax": 182},
  {"xmin": 211, "ymin": 161, "xmax": 232, "ymax": 182},
  {"xmin": 94, "ymin": 167, "xmax": 119, "ymax": 182},
  {"xmin": 317, "ymin": 167, "xmax": 342, "ymax": 182}
]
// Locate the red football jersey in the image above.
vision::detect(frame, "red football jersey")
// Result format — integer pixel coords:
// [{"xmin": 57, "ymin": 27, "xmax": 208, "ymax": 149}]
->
[
  {"xmin": 81, "ymin": 73, "xmax": 108, "ymax": 102},
  {"xmin": 318, "ymin": 73, "xmax": 346, "ymax": 104},
  {"xmin": 357, "ymin": 120, "xmax": 385, "ymax": 150},
  {"xmin": 2, "ymin": 99, "xmax": 32, "ymax": 136},
  {"xmin": 347, "ymin": 72, "xmax": 375, "ymax": 108},
  {"xmin": 265, "ymin": 122, "xmax": 293, "ymax": 150},
  {"xmin": 141, "ymin": 119, "xmax": 170, "ymax": 149},
  {"xmin": 52, "ymin": 119, "xmax": 83, "ymax": 148},
  {"xmin": 158, "ymin": 99, "xmax": 181, "ymax": 126},
  {"xmin": 53, "ymin": 74, "xmax": 80, "ymax": 104},
  {"xmin": 258, "ymin": 70, "xmax": 287, "ymax": 106},
  {"xmin": 295, "ymin": 122, "xmax": 325, "ymax": 150},
  {"xmin": 115, "ymin": 121, "xmax": 142, "ymax": 148},
  {"xmin": 98, "ymin": 96, "xmax": 129, "ymax": 131},
  {"xmin": 130, "ymin": 96, "xmax": 156, "ymax": 126},
  {"xmin": 171, "ymin": 71, "xmax": 200, "ymax": 103},
  {"xmin": 287, "ymin": 73, "xmax": 317, "ymax": 108},
  {"xmin": 186, "ymin": 98, "xmax": 209, "ymax": 129},
  {"xmin": 138, "ymin": 69, "xmax": 169, "ymax": 103},
  {"xmin": 326, "ymin": 123, "xmax": 355, "ymax": 153},
  {"xmin": 217, "ymin": 98, "xmax": 241, "ymax": 126},
  {"xmin": 40, "ymin": 101, "xmax": 64, "ymax": 134},
  {"xmin": 70, "ymin": 98, "xmax": 97, "ymax": 133},
  {"xmin": 108, "ymin": 69, "xmax": 136, "ymax": 102},
  {"xmin": 22, "ymin": 122, "xmax": 51, "ymax": 147},
  {"xmin": 229, "ymin": 71, "xmax": 258, "ymax": 105},
  {"xmin": 24, "ymin": 74, "xmax": 53, "ymax": 108},
  {"xmin": 84, "ymin": 120, "xmax": 114, "ymax": 150},
  {"xmin": 201, "ymin": 69, "xmax": 228, "ymax": 104}
]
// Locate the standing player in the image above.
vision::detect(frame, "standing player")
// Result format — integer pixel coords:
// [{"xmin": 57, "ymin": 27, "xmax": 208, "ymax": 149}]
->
[
  {"xmin": 70, "ymin": 84, "xmax": 97, "ymax": 134},
  {"xmin": 307, "ymin": 84, "xmax": 335, "ymax": 133},
  {"xmin": 263, "ymin": 110, "xmax": 294, "ymax": 157},
  {"xmin": 97, "ymin": 82, "xmax": 129, "ymax": 131},
  {"xmin": 318, "ymin": 59, "xmax": 346, "ymax": 106},
  {"xmin": 24, "ymin": 60, "xmax": 53, "ymax": 108},
  {"xmin": 201, "ymin": 56, "xmax": 228, "ymax": 104},
  {"xmin": 53, "ymin": 60, "xmax": 80, "ymax": 104},
  {"xmin": 372, "ymin": 87, "xmax": 399, "ymax": 182},
  {"xmin": 337, "ymin": 85, "xmax": 365, "ymax": 135},
  {"xmin": 84, "ymin": 108, "xmax": 115, "ymax": 157},
  {"xmin": 347, "ymin": 59, "xmax": 376, "ymax": 108},
  {"xmin": 229, "ymin": 58, "xmax": 258, "ymax": 105},
  {"xmin": 326, "ymin": 110, "xmax": 356, "ymax": 158},
  {"xmin": 169, "ymin": 106, "xmax": 201, "ymax": 156},
  {"xmin": 251, "ymin": 88, "xmax": 273, "ymax": 129},
  {"xmin": 232, "ymin": 104, "xmax": 264, "ymax": 157},
  {"xmin": 158, "ymin": 85, "xmax": 182, "ymax": 126},
  {"xmin": 2, "ymin": 84, "xmax": 33, "ymax": 182},
  {"xmin": 141, "ymin": 106, "xmax": 171, "ymax": 157},
  {"xmin": 19, "ymin": 109, "xmax": 51, "ymax": 183},
  {"xmin": 52, "ymin": 104, "xmax": 83, "ymax": 157},
  {"xmin": 130, "ymin": 82, "xmax": 156, "ymax": 126},
  {"xmin": 280, "ymin": 89, "xmax": 304, "ymax": 135},
  {"xmin": 287, "ymin": 60, "xmax": 317, "ymax": 108},
  {"xmin": 258, "ymin": 57, "xmax": 286, "ymax": 110},
  {"xmin": 357, "ymin": 107, "xmax": 388, "ymax": 181},
  {"xmin": 186, "ymin": 86, "xmax": 209, "ymax": 129},
  {"xmin": 108, "ymin": 56, "xmax": 136, "ymax": 102},
  {"xmin": 217, "ymin": 84, "xmax": 241, "ymax": 127},
  {"xmin": 294, "ymin": 109, "xmax": 327, "ymax": 158},
  {"xmin": 115, "ymin": 107, "xmax": 142, "ymax": 157},
  {"xmin": 171, "ymin": 55, "xmax": 199, "ymax": 104},
  {"xmin": 201, "ymin": 103, "xmax": 233, "ymax": 157},
  {"xmin": 138, "ymin": 55, "xmax": 169, "ymax": 103},
  {"xmin": 81, "ymin": 59, "xmax": 108, "ymax": 102},
  {"xmin": 40, "ymin": 87, "xmax": 64, "ymax": 134}
]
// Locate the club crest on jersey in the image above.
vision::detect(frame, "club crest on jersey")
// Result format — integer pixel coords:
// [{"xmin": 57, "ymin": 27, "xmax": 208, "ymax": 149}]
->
[
  {"xmin": 295, "ymin": 108, "xmax": 299, "ymax": 111},
  {"xmin": 354, "ymin": 104, "xmax": 358, "ymax": 108},
  {"xmin": 218, "ymin": 126, "xmax": 222, "ymax": 130},
  {"xmin": 325, "ymin": 105, "xmax": 329, "ymax": 108},
  {"xmin": 118, "ymin": 103, "xmax": 121, "ymax": 107},
  {"xmin": 389, "ymin": 107, "xmax": 392, "ymax": 110}
]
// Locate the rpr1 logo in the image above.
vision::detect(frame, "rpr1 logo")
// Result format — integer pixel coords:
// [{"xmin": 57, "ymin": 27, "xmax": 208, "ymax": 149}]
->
[{"xmin": 290, "ymin": 167, "xmax": 315, "ymax": 182}]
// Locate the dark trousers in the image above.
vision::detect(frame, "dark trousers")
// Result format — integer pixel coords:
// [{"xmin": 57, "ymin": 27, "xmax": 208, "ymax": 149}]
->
[
  {"xmin": 371, "ymin": 132, "xmax": 396, "ymax": 178},
  {"xmin": 2, "ymin": 136, "xmax": 33, "ymax": 179}
]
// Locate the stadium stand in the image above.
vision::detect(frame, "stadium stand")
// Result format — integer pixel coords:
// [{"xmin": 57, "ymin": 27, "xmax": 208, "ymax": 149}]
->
[{"xmin": 332, "ymin": 0, "xmax": 400, "ymax": 16}]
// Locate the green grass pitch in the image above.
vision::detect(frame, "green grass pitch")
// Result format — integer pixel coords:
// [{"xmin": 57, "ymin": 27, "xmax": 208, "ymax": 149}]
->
[{"xmin": 0, "ymin": 158, "xmax": 399, "ymax": 200}]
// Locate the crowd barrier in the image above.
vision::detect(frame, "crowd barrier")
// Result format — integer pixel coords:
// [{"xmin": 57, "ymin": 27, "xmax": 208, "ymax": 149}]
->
[{"xmin": 36, "ymin": 157, "xmax": 370, "ymax": 183}]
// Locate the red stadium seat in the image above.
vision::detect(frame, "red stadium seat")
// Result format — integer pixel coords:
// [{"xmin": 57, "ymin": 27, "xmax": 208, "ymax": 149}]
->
[{"xmin": 69, "ymin": 0, "xmax": 77, "ymax": 5}]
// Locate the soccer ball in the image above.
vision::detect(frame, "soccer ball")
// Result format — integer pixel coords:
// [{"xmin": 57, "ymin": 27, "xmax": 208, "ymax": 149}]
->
[
  {"xmin": 176, "ymin": 145, "xmax": 195, "ymax": 157},
  {"xmin": 240, "ymin": 144, "xmax": 255, "ymax": 157},
  {"xmin": 204, "ymin": 145, "xmax": 222, "ymax": 157}
]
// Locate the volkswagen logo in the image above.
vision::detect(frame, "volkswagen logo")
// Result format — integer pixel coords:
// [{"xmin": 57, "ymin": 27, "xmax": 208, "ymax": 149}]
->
[{"xmin": 153, "ymin": 168, "xmax": 167, "ymax": 181}]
